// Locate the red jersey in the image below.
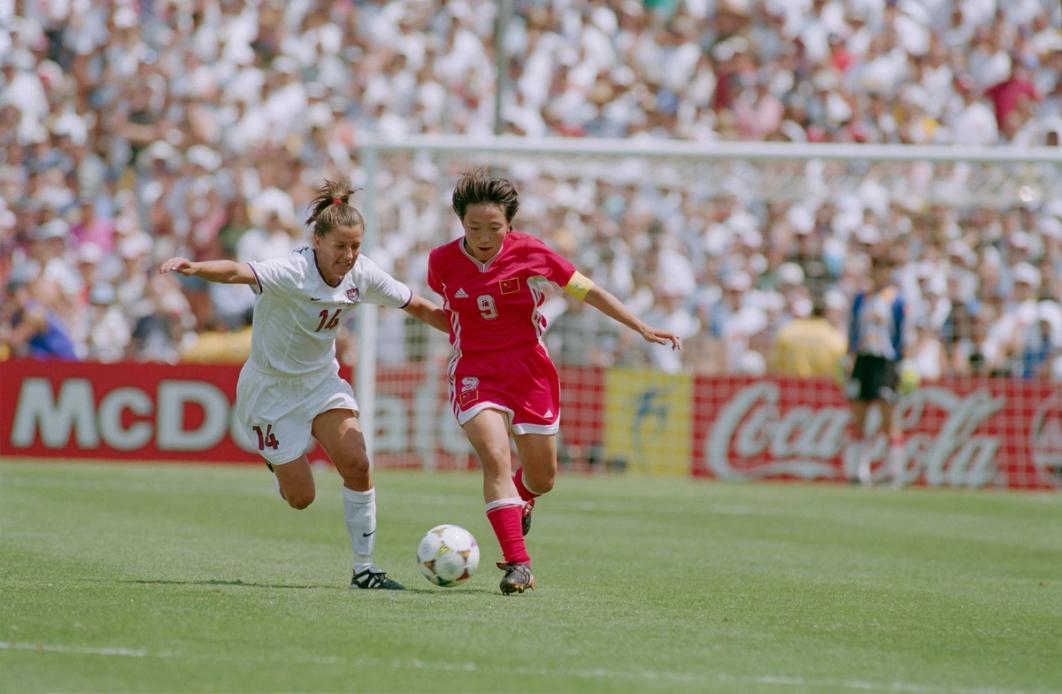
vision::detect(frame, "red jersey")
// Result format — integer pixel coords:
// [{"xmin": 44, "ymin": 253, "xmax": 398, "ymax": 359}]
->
[{"xmin": 427, "ymin": 231, "xmax": 577, "ymax": 355}]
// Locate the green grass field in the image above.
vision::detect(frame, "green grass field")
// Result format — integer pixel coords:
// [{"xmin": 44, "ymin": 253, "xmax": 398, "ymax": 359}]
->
[{"xmin": 1, "ymin": 459, "xmax": 1060, "ymax": 693}]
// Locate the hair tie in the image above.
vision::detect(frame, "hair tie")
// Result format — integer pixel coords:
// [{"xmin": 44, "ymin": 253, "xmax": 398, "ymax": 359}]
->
[{"xmin": 331, "ymin": 197, "xmax": 343, "ymax": 205}]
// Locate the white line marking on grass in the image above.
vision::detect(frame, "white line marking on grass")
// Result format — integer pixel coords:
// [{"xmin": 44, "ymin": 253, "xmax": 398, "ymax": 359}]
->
[
  {"xmin": 0, "ymin": 644, "xmax": 1041, "ymax": 693},
  {"xmin": 0, "ymin": 641, "xmax": 344, "ymax": 666},
  {"xmin": 381, "ymin": 657, "xmax": 1040, "ymax": 694},
  {"xmin": 0, "ymin": 641, "xmax": 177, "ymax": 658}
]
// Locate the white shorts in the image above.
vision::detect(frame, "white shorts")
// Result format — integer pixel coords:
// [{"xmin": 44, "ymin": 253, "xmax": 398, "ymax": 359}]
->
[{"xmin": 234, "ymin": 362, "xmax": 358, "ymax": 466}]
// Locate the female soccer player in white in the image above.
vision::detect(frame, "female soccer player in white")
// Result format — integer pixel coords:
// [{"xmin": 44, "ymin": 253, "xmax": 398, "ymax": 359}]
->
[{"xmin": 161, "ymin": 179, "xmax": 448, "ymax": 589}]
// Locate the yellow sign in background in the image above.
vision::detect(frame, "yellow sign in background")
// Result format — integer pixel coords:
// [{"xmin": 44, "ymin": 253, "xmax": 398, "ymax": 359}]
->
[{"xmin": 603, "ymin": 367, "xmax": 692, "ymax": 476}]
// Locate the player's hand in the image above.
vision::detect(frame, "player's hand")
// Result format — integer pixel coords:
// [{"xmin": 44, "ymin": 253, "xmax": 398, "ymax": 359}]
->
[
  {"xmin": 642, "ymin": 327, "xmax": 682, "ymax": 351},
  {"xmin": 159, "ymin": 257, "xmax": 197, "ymax": 276}
]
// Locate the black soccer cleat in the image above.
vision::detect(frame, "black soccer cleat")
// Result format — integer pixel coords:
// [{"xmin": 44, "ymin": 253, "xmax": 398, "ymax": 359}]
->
[
  {"xmin": 497, "ymin": 562, "xmax": 535, "ymax": 595},
  {"xmin": 521, "ymin": 499, "xmax": 535, "ymax": 536},
  {"xmin": 351, "ymin": 567, "xmax": 405, "ymax": 590}
]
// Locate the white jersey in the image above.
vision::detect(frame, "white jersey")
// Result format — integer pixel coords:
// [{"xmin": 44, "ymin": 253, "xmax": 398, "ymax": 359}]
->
[{"xmin": 246, "ymin": 246, "xmax": 412, "ymax": 376}]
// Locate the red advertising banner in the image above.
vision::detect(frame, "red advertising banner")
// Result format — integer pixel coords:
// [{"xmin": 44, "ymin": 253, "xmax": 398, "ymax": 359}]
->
[
  {"xmin": 0, "ymin": 360, "xmax": 259, "ymax": 462},
  {"xmin": 3, "ymin": 359, "xmax": 1058, "ymax": 490},
  {"xmin": 690, "ymin": 376, "xmax": 1061, "ymax": 490}
]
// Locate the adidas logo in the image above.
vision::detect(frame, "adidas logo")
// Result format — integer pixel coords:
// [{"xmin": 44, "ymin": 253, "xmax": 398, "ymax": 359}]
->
[
  {"xmin": 543, "ymin": 409, "xmax": 553, "ymax": 418},
  {"xmin": 454, "ymin": 288, "xmax": 468, "ymax": 298}
]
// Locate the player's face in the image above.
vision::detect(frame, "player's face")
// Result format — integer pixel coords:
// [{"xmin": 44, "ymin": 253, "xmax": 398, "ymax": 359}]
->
[
  {"xmin": 461, "ymin": 203, "xmax": 510, "ymax": 262},
  {"xmin": 314, "ymin": 224, "xmax": 363, "ymax": 284}
]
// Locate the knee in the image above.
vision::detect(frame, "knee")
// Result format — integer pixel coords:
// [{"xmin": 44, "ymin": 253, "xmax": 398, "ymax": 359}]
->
[
  {"xmin": 286, "ymin": 490, "xmax": 315, "ymax": 510},
  {"xmin": 337, "ymin": 454, "xmax": 371, "ymax": 488},
  {"xmin": 524, "ymin": 467, "xmax": 555, "ymax": 495},
  {"xmin": 479, "ymin": 445, "xmax": 513, "ymax": 476}
]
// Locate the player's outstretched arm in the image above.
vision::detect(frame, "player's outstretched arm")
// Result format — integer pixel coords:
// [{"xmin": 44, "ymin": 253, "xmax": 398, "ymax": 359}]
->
[
  {"xmin": 402, "ymin": 294, "xmax": 450, "ymax": 334},
  {"xmin": 583, "ymin": 285, "xmax": 682, "ymax": 351},
  {"xmin": 159, "ymin": 257, "xmax": 256, "ymax": 285}
]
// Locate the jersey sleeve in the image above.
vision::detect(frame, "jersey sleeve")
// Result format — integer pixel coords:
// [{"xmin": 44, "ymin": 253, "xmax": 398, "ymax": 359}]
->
[
  {"xmin": 526, "ymin": 236, "xmax": 578, "ymax": 288},
  {"xmin": 247, "ymin": 255, "xmax": 304, "ymax": 296},
  {"xmin": 358, "ymin": 255, "xmax": 414, "ymax": 309},
  {"xmin": 427, "ymin": 250, "xmax": 443, "ymax": 295}
]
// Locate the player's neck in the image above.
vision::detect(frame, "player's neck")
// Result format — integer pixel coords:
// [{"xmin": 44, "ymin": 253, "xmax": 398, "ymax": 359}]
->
[
  {"xmin": 313, "ymin": 250, "xmax": 344, "ymax": 287},
  {"xmin": 462, "ymin": 238, "xmax": 502, "ymax": 264}
]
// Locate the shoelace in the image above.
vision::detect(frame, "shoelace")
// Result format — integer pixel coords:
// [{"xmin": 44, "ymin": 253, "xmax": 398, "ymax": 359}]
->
[
  {"xmin": 500, "ymin": 565, "xmax": 532, "ymax": 584},
  {"xmin": 353, "ymin": 570, "xmax": 388, "ymax": 588}
]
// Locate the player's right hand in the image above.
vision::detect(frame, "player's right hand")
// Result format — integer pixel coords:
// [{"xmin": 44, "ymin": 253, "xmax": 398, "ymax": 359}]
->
[
  {"xmin": 159, "ymin": 257, "xmax": 197, "ymax": 276},
  {"xmin": 642, "ymin": 327, "xmax": 682, "ymax": 350}
]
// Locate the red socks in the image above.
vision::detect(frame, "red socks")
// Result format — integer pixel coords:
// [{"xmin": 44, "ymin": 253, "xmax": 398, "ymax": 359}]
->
[
  {"xmin": 486, "ymin": 467, "xmax": 541, "ymax": 565},
  {"xmin": 486, "ymin": 501, "xmax": 530, "ymax": 565},
  {"xmin": 512, "ymin": 466, "xmax": 539, "ymax": 503}
]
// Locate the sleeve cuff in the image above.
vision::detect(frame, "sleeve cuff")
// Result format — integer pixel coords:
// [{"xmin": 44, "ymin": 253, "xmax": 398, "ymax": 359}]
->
[{"xmin": 247, "ymin": 262, "xmax": 263, "ymax": 294}]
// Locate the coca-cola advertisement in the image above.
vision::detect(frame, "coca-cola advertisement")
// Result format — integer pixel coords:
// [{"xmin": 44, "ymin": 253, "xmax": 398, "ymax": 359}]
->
[
  {"xmin": 691, "ymin": 376, "xmax": 1061, "ymax": 490},
  {"xmin": 2, "ymin": 359, "xmax": 1058, "ymax": 490}
]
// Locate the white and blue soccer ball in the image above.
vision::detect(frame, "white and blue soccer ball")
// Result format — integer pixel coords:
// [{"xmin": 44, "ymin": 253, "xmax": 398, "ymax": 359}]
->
[{"xmin": 416, "ymin": 524, "xmax": 480, "ymax": 587}]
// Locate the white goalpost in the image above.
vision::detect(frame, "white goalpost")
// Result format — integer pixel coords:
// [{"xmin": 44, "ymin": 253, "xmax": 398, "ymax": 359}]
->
[{"xmin": 354, "ymin": 136, "xmax": 1061, "ymax": 488}]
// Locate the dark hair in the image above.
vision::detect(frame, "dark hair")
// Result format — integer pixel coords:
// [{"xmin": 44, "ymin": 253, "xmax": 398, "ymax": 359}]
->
[
  {"xmin": 871, "ymin": 255, "xmax": 894, "ymax": 272},
  {"xmin": 306, "ymin": 178, "xmax": 364, "ymax": 237},
  {"xmin": 451, "ymin": 168, "xmax": 519, "ymax": 223}
]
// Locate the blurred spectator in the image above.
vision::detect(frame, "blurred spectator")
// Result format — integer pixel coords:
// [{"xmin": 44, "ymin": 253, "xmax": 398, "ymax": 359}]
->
[
  {"xmin": 768, "ymin": 296, "xmax": 846, "ymax": 378},
  {"xmin": 983, "ymin": 263, "xmax": 1062, "ymax": 378},
  {"xmin": 0, "ymin": 0, "xmax": 1059, "ymax": 378},
  {"xmin": 84, "ymin": 283, "xmax": 131, "ymax": 362},
  {"xmin": 910, "ymin": 318, "xmax": 947, "ymax": 381},
  {"xmin": 1, "ymin": 274, "xmax": 78, "ymax": 360}
]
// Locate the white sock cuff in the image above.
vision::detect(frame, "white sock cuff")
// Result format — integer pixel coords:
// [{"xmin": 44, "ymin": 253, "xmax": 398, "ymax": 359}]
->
[
  {"xmin": 342, "ymin": 486, "xmax": 375, "ymax": 503},
  {"xmin": 485, "ymin": 497, "xmax": 524, "ymax": 514}
]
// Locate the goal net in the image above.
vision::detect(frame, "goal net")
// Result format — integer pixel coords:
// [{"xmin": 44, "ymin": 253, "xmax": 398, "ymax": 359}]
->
[{"xmin": 352, "ymin": 136, "xmax": 1062, "ymax": 490}]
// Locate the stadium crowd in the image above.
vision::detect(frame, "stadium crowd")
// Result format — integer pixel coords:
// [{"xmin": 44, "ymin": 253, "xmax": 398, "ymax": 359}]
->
[{"xmin": 1, "ymin": 0, "xmax": 1060, "ymax": 380}]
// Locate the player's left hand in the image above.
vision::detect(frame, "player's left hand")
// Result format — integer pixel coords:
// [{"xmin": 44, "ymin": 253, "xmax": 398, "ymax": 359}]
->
[{"xmin": 642, "ymin": 328, "xmax": 682, "ymax": 351}]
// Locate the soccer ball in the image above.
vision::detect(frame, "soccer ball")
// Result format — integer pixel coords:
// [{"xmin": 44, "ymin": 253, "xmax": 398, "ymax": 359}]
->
[
  {"xmin": 416, "ymin": 524, "xmax": 480, "ymax": 587},
  {"xmin": 898, "ymin": 359, "xmax": 921, "ymax": 395}
]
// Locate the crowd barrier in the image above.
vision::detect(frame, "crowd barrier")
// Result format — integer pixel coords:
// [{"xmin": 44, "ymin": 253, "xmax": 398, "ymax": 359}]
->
[{"xmin": 2, "ymin": 360, "xmax": 1058, "ymax": 490}]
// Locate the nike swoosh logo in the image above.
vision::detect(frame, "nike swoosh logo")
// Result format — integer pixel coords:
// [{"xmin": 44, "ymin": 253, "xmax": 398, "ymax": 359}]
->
[
  {"xmin": 362, "ymin": 530, "xmax": 376, "ymax": 537},
  {"xmin": 309, "ymin": 297, "xmax": 322, "ymax": 302}
]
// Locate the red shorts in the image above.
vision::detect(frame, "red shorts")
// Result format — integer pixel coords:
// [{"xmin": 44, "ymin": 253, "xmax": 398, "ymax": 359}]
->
[{"xmin": 449, "ymin": 343, "xmax": 560, "ymax": 435}]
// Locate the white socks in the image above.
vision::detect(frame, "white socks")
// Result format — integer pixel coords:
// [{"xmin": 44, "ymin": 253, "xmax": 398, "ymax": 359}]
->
[
  {"xmin": 855, "ymin": 439, "xmax": 872, "ymax": 487},
  {"xmin": 343, "ymin": 486, "xmax": 376, "ymax": 571},
  {"xmin": 888, "ymin": 441, "xmax": 905, "ymax": 489},
  {"xmin": 854, "ymin": 438, "xmax": 906, "ymax": 488}
]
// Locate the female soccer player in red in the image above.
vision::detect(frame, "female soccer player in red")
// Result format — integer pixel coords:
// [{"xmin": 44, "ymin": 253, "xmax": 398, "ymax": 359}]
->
[{"xmin": 427, "ymin": 170, "xmax": 682, "ymax": 594}]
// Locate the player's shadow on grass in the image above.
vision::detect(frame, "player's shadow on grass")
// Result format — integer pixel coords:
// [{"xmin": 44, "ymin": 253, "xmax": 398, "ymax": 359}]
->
[
  {"xmin": 116, "ymin": 579, "xmax": 489, "ymax": 594},
  {"xmin": 118, "ymin": 578, "xmax": 333, "ymax": 590},
  {"xmin": 398, "ymin": 587, "xmax": 484, "ymax": 595}
]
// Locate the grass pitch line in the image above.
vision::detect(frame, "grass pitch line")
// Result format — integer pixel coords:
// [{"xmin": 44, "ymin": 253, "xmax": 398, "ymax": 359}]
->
[
  {"xmin": 384, "ymin": 658, "xmax": 1038, "ymax": 694},
  {"xmin": 0, "ymin": 641, "xmax": 346, "ymax": 665},
  {"xmin": 0, "ymin": 643, "xmax": 1036, "ymax": 693},
  {"xmin": 0, "ymin": 640, "xmax": 176, "ymax": 658}
]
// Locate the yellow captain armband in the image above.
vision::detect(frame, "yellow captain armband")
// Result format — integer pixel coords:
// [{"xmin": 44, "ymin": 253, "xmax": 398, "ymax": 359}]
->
[{"xmin": 564, "ymin": 271, "xmax": 594, "ymax": 300}]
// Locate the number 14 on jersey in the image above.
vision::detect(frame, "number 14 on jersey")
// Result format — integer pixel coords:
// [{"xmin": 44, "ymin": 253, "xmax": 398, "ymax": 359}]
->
[{"xmin": 252, "ymin": 424, "xmax": 279, "ymax": 450}]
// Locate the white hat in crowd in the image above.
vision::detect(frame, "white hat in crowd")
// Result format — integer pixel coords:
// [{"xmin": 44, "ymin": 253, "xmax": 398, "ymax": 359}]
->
[
  {"xmin": 32, "ymin": 219, "xmax": 68, "ymax": 241},
  {"xmin": 724, "ymin": 272, "xmax": 752, "ymax": 292},
  {"xmin": 777, "ymin": 262, "xmax": 805, "ymax": 286},
  {"xmin": 1012, "ymin": 262, "xmax": 1041, "ymax": 288}
]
